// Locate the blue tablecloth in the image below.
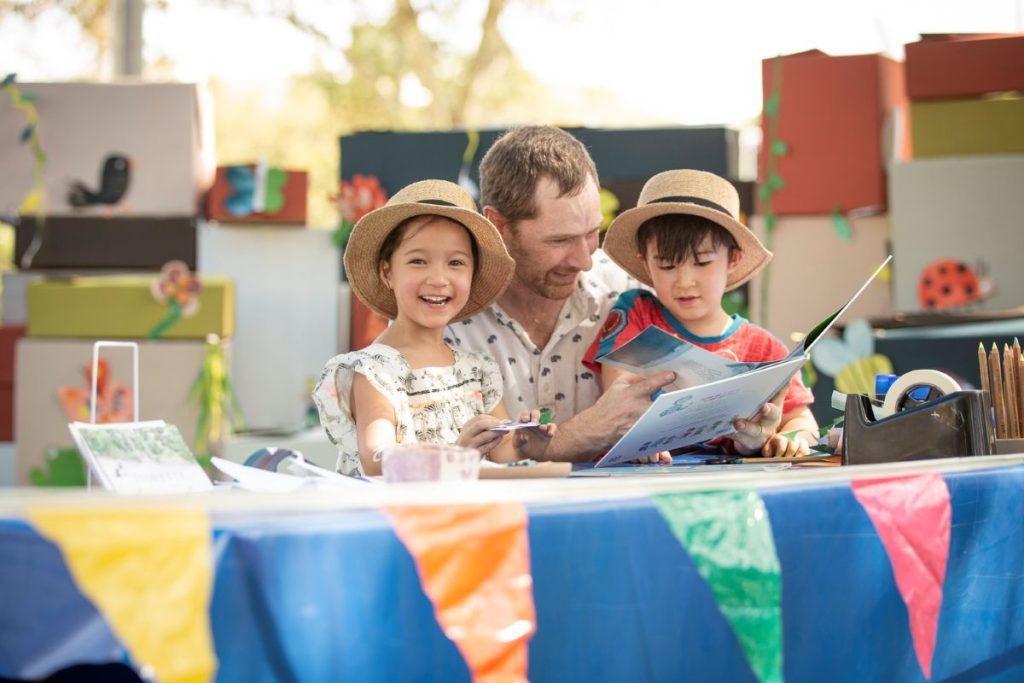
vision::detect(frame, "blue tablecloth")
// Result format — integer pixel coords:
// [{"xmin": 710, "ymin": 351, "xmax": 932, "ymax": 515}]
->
[{"xmin": 2, "ymin": 460, "xmax": 1024, "ymax": 682}]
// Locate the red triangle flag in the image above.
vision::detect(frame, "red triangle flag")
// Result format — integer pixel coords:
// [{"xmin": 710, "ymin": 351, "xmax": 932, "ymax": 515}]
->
[{"xmin": 852, "ymin": 474, "xmax": 951, "ymax": 679}]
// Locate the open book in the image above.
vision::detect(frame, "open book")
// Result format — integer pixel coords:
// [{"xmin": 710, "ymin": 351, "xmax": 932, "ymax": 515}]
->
[{"xmin": 594, "ymin": 256, "xmax": 892, "ymax": 467}]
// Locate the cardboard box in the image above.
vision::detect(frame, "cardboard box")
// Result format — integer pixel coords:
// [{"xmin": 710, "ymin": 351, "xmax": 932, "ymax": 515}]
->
[
  {"xmin": 14, "ymin": 216, "xmax": 197, "ymax": 270},
  {"xmin": 27, "ymin": 275, "xmax": 234, "ymax": 339},
  {"xmin": 340, "ymin": 126, "xmax": 739, "ymax": 193},
  {"xmin": 890, "ymin": 155, "xmax": 1024, "ymax": 313},
  {"xmin": 14, "ymin": 338, "xmax": 231, "ymax": 485},
  {"xmin": 911, "ymin": 96, "xmax": 1024, "ymax": 158},
  {"xmin": 758, "ymin": 51, "xmax": 908, "ymax": 215},
  {"xmin": 749, "ymin": 215, "xmax": 893, "ymax": 342},
  {"xmin": 197, "ymin": 222, "xmax": 337, "ymax": 429},
  {"xmin": 0, "ymin": 326, "xmax": 24, "ymax": 442},
  {"xmin": 906, "ymin": 34, "xmax": 1024, "ymax": 100},
  {"xmin": 0, "ymin": 82, "xmax": 214, "ymax": 217},
  {"xmin": 206, "ymin": 165, "xmax": 308, "ymax": 224}
]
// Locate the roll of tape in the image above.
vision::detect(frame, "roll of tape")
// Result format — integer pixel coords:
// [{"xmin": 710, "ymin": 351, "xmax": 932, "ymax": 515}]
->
[{"xmin": 879, "ymin": 369, "xmax": 962, "ymax": 418}]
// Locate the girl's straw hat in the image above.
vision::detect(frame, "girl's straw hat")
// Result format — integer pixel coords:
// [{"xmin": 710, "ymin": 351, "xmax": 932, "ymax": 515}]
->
[
  {"xmin": 344, "ymin": 179, "xmax": 515, "ymax": 322},
  {"xmin": 602, "ymin": 169, "xmax": 772, "ymax": 291}
]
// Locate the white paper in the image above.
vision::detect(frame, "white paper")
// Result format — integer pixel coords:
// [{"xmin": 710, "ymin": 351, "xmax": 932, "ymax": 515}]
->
[
  {"xmin": 211, "ymin": 456, "xmax": 308, "ymax": 493},
  {"xmin": 488, "ymin": 421, "xmax": 542, "ymax": 432},
  {"xmin": 68, "ymin": 420, "xmax": 214, "ymax": 494}
]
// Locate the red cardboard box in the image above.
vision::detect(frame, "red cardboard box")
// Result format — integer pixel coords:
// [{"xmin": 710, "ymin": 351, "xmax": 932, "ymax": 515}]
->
[
  {"xmin": 206, "ymin": 165, "xmax": 308, "ymax": 224},
  {"xmin": 0, "ymin": 325, "xmax": 26, "ymax": 441},
  {"xmin": 906, "ymin": 33, "xmax": 1024, "ymax": 100},
  {"xmin": 759, "ymin": 51, "xmax": 908, "ymax": 215}
]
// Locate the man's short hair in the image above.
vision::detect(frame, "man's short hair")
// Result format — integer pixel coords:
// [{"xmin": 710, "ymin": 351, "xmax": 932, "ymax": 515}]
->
[{"xmin": 479, "ymin": 126, "xmax": 599, "ymax": 223}]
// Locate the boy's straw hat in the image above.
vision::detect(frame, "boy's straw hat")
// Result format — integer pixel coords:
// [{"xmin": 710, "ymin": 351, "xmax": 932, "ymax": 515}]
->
[
  {"xmin": 602, "ymin": 170, "xmax": 772, "ymax": 291},
  {"xmin": 344, "ymin": 179, "xmax": 515, "ymax": 322}
]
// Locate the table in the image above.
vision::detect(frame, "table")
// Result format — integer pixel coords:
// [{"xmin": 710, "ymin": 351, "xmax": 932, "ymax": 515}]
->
[{"xmin": 3, "ymin": 455, "xmax": 1024, "ymax": 682}]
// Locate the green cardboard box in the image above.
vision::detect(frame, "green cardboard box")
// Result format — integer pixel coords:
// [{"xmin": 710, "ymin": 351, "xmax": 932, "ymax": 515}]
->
[
  {"xmin": 27, "ymin": 275, "xmax": 234, "ymax": 339},
  {"xmin": 911, "ymin": 96, "xmax": 1024, "ymax": 158}
]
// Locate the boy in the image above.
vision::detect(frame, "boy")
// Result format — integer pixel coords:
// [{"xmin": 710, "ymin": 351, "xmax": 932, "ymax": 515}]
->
[{"xmin": 583, "ymin": 170, "xmax": 818, "ymax": 457}]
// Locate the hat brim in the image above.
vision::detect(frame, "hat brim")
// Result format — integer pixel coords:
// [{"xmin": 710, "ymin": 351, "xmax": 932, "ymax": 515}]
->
[
  {"xmin": 602, "ymin": 202, "xmax": 772, "ymax": 291},
  {"xmin": 344, "ymin": 203, "xmax": 515, "ymax": 322}
]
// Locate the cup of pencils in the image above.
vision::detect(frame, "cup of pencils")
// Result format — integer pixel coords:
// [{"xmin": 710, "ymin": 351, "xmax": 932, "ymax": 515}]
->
[{"xmin": 978, "ymin": 339, "xmax": 1024, "ymax": 451}]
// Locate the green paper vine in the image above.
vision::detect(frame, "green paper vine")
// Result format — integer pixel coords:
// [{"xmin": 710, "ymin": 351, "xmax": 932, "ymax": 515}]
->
[
  {"xmin": 759, "ymin": 56, "xmax": 786, "ymax": 330},
  {"xmin": 2, "ymin": 73, "xmax": 47, "ymax": 221}
]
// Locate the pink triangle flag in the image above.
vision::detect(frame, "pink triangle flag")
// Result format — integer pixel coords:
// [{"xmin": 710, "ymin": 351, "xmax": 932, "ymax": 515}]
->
[{"xmin": 852, "ymin": 473, "xmax": 951, "ymax": 679}]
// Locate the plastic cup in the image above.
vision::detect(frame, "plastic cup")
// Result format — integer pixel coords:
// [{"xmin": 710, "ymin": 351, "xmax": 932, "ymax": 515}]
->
[{"xmin": 380, "ymin": 444, "xmax": 482, "ymax": 483}]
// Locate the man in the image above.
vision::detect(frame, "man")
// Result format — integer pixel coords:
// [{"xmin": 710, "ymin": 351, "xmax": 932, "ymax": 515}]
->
[{"xmin": 445, "ymin": 126, "xmax": 675, "ymax": 461}]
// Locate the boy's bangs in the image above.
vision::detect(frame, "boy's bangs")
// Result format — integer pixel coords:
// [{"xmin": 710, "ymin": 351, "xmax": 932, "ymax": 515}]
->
[{"xmin": 635, "ymin": 214, "xmax": 736, "ymax": 263}]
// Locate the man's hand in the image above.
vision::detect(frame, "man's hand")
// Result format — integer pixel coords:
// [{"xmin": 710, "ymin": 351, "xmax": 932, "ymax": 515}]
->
[{"xmin": 545, "ymin": 370, "xmax": 676, "ymax": 462}]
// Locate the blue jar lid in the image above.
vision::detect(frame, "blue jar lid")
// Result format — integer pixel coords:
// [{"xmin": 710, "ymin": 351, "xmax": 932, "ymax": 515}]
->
[{"xmin": 875, "ymin": 373, "xmax": 898, "ymax": 398}]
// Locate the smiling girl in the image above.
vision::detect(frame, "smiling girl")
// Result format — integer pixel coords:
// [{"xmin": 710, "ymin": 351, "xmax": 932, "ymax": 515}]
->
[{"xmin": 313, "ymin": 180, "xmax": 555, "ymax": 476}]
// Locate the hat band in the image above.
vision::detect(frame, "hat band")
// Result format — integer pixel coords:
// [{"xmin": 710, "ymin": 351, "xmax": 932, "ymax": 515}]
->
[
  {"xmin": 650, "ymin": 195, "xmax": 731, "ymax": 217},
  {"xmin": 418, "ymin": 198, "xmax": 458, "ymax": 207}
]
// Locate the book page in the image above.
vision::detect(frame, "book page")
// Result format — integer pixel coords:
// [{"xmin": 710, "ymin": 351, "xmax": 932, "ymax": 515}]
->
[{"xmin": 595, "ymin": 357, "xmax": 807, "ymax": 467}]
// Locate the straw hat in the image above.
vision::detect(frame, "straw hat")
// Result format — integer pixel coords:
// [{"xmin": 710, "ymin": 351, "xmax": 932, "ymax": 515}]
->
[
  {"xmin": 344, "ymin": 179, "xmax": 515, "ymax": 322},
  {"xmin": 602, "ymin": 170, "xmax": 772, "ymax": 291}
]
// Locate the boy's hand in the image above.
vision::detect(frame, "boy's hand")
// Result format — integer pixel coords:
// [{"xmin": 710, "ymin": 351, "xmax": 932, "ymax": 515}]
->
[
  {"xmin": 761, "ymin": 432, "xmax": 812, "ymax": 457},
  {"xmin": 731, "ymin": 401, "xmax": 784, "ymax": 455},
  {"xmin": 456, "ymin": 415, "xmax": 506, "ymax": 455},
  {"xmin": 513, "ymin": 409, "xmax": 556, "ymax": 459},
  {"xmin": 632, "ymin": 451, "xmax": 672, "ymax": 464}
]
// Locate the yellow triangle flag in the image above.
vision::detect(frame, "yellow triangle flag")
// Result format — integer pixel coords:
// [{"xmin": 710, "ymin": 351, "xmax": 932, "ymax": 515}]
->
[{"xmin": 27, "ymin": 505, "xmax": 216, "ymax": 683}]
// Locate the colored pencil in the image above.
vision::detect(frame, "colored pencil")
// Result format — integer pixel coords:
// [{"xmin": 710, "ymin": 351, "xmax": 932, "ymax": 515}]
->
[
  {"xmin": 990, "ymin": 343, "xmax": 1006, "ymax": 440},
  {"xmin": 1004, "ymin": 343, "xmax": 1019, "ymax": 438}
]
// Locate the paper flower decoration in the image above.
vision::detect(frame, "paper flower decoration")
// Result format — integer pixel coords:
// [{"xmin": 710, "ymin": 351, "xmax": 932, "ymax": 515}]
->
[
  {"xmin": 330, "ymin": 175, "xmax": 388, "ymax": 250},
  {"xmin": 147, "ymin": 260, "xmax": 203, "ymax": 339},
  {"xmin": 58, "ymin": 358, "xmax": 134, "ymax": 424}
]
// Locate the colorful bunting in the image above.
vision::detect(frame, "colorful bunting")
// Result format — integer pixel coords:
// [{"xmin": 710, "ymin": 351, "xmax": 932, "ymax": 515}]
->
[
  {"xmin": 27, "ymin": 505, "xmax": 216, "ymax": 683},
  {"xmin": 654, "ymin": 490, "xmax": 783, "ymax": 683},
  {"xmin": 851, "ymin": 474, "xmax": 951, "ymax": 680},
  {"xmin": 385, "ymin": 503, "xmax": 535, "ymax": 683}
]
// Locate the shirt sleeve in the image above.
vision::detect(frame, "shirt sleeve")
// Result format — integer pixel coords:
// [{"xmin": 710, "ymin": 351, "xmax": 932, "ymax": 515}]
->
[
  {"xmin": 582, "ymin": 289, "xmax": 653, "ymax": 374},
  {"xmin": 753, "ymin": 329, "xmax": 815, "ymax": 415}
]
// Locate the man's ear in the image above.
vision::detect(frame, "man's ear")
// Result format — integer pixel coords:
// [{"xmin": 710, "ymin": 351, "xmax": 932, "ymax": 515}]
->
[{"xmin": 483, "ymin": 206, "xmax": 510, "ymax": 237}]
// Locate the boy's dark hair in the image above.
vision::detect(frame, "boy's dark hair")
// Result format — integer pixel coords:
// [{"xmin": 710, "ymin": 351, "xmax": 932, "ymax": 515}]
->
[{"xmin": 635, "ymin": 213, "xmax": 738, "ymax": 263}]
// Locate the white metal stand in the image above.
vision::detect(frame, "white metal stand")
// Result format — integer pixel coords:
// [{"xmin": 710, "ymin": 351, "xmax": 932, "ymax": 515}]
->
[{"xmin": 86, "ymin": 341, "xmax": 139, "ymax": 490}]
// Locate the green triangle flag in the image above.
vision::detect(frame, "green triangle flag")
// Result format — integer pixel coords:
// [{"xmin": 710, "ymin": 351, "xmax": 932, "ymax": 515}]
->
[{"xmin": 654, "ymin": 490, "xmax": 783, "ymax": 683}]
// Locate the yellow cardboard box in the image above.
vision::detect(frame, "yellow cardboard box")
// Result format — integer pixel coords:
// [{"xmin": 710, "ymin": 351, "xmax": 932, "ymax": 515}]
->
[{"xmin": 911, "ymin": 96, "xmax": 1024, "ymax": 158}]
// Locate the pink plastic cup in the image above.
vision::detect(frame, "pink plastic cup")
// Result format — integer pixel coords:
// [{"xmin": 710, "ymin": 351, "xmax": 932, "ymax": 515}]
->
[{"xmin": 380, "ymin": 444, "xmax": 482, "ymax": 483}]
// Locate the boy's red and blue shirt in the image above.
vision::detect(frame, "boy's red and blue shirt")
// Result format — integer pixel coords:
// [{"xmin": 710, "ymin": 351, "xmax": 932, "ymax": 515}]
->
[{"xmin": 582, "ymin": 289, "xmax": 814, "ymax": 415}]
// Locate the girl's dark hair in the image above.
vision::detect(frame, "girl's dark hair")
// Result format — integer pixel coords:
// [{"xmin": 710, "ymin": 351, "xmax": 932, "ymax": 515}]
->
[
  {"xmin": 378, "ymin": 214, "xmax": 480, "ymax": 273},
  {"xmin": 635, "ymin": 213, "xmax": 738, "ymax": 264}
]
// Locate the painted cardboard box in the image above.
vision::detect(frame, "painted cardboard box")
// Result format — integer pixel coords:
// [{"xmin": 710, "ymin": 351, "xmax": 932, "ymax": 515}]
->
[
  {"xmin": 0, "ymin": 81, "xmax": 214, "ymax": 217},
  {"xmin": 905, "ymin": 33, "xmax": 1024, "ymax": 100},
  {"xmin": 27, "ymin": 274, "xmax": 234, "ymax": 339},
  {"xmin": 911, "ymin": 96, "xmax": 1024, "ymax": 158},
  {"xmin": 206, "ymin": 165, "xmax": 308, "ymax": 224},
  {"xmin": 749, "ymin": 214, "xmax": 893, "ymax": 342},
  {"xmin": 14, "ymin": 338, "xmax": 231, "ymax": 485},
  {"xmin": 759, "ymin": 51, "xmax": 908, "ymax": 215},
  {"xmin": 0, "ymin": 325, "xmax": 26, "ymax": 441},
  {"xmin": 890, "ymin": 155, "xmax": 1024, "ymax": 313},
  {"xmin": 197, "ymin": 222, "xmax": 337, "ymax": 429}
]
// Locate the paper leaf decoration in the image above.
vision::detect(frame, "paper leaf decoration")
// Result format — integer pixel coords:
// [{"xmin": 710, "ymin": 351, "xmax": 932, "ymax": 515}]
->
[
  {"xmin": 385, "ymin": 503, "xmax": 535, "ymax": 683},
  {"xmin": 830, "ymin": 209, "xmax": 853, "ymax": 241},
  {"xmin": 27, "ymin": 505, "xmax": 217, "ymax": 683},
  {"xmin": 29, "ymin": 447, "xmax": 86, "ymax": 487},
  {"xmin": 654, "ymin": 490, "xmax": 783, "ymax": 683},
  {"xmin": 852, "ymin": 474, "xmax": 951, "ymax": 679}
]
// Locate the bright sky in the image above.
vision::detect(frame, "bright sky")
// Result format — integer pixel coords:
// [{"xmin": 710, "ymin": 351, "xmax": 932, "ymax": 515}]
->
[{"xmin": 1, "ymin": 0, "xmax": 1022, "ymax": 125}]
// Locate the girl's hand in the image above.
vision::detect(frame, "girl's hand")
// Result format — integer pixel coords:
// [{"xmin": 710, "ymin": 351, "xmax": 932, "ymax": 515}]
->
[
  {"xmin": 731, "ymin": 400, "xmax": 784, "ymax": 455},
  {"xmin": 632, "ymin": 451, "xmax": 672, "ymax": 464},
  {"xmin": 456, "ymin": 415, "xmax": 506, "ymax": 456},
  {"xmin": 512, "ymin": 409, "xmax": 556, "ymax": 460}
]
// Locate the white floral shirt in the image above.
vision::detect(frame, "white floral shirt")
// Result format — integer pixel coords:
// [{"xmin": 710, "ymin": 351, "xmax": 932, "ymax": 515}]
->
[
  {"xmin": 444, "ymin": 250, "xmax": 639, "ymax": 426},
  {"xmin": 312, "ymin": 343, "xmax": 502, "ymax": 476}
]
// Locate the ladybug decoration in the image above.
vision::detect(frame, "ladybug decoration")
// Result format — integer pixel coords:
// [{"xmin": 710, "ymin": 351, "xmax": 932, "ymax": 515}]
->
[{"xmin": 918, "ymin": 259, "xmax": 992, "ymax": 310}]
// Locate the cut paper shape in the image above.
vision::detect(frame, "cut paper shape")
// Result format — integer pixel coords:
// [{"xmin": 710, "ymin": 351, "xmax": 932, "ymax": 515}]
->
[
  {"xmin": 26, "ymin": 505, "xmax": 216, "ymax": 683},
  {"xmin": 811, "ymin": 319, "xmax": 894, "ymax": 395},
  {"xmin": 189, "ymin": 335, "xmax": 243, "ymax": 455},
  {"xmin": 224, "ymin": 164, "xmax": 287, "ymax": 216},
  {"xmin": 654, "ymin": 490, "xmax": 783, "ymax": 683},
  {"xmin": 851, "ymin": 474, "xmax": 951, "ymax": 680},
  {"xmin": 385, "ymin": 503, "xmax": 534, "ymax": 683},
  {"xmin": 58, "ymin": 357, "xmax": 134, "ymax": 424},
  {"xmin": 918, "ymin": 258, "xmax": 991, "ymax": 310},
  {"xmin": 29, "ymin": 446, "xmax": 86, "ymax": 487},
  {"xmin": 148, "ymin": 260, "xmax": 203, "ymax": 339},
  {"xmin": 599, "ymin": 187, "xmax": 620, "ymax": 232}
]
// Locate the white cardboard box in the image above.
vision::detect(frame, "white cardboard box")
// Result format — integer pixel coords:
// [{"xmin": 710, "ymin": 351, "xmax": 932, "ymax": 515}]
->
[
  {"xmin": 890, "ymin": 155, "xmax": 1024, "ymax": 313},
  {"xmin": 15, "ymin": 338, "xmax": 230, "ymax": 485},
  {"xmin": 198, "ymin": 222, "xmax": 339, "ymax": 430},
  {"xmin": 0, "ymin": 81, "xmax": 214, "ymax": 217}
]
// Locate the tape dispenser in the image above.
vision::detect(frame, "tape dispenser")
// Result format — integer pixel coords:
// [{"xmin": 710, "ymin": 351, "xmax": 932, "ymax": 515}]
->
[{"xmin": 842, "ymin": 369, "xmax": 995, "ymax": 465}]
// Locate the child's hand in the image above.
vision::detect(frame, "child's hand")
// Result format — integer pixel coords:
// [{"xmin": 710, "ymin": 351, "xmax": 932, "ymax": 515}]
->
[
  {"xmin": 731, "ymin": 400, "xmax": 784, "ymax": 455},
  {"xmin": 456, "ymin": 415, "xmax": 507, "ymax": 456},
  {"xmin": 513, "ymin": 409, "xmax": 556, "ymax": 460},
  {"xmin": 761, "ymin": 432, "xmax": 812, "ymax": 457},
  {"xmin": 632, "ymin": 451, "xmax": 672, "ymax": 464}
]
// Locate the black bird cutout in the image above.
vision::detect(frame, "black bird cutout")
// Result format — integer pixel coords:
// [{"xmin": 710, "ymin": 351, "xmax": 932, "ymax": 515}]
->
[{"xmin": 68, "ymin": 154, "xmax": 132, "ymax": 207}]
